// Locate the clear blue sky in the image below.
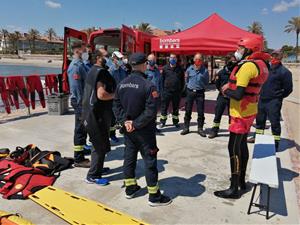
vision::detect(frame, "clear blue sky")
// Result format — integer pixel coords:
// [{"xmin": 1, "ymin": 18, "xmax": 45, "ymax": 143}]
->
[{"xmin": 0, "ymin": 0, "xmax": 299, "ymax": 49}]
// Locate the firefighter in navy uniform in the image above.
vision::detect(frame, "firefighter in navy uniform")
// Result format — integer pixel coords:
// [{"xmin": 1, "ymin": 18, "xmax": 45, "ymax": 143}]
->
[
  {"xmin": 145, "ymin": 53, "xmax": 162, "ymax": 133},
  {"xmin": 159, "ymin": 53, "xmax": 185, "ymax": 128},
  {"xmin": 82, "ymin": 50, "xmax": 116, "ymax": 186},
  {"xmin": 67, "ymin": 42, "xmax": 90, "ymax": 168},
  {"xmin": 214, "ymin": 38, "xmax": 270, "ymax": 199},
  {"xmin": 208, "ymin": 53, "xmax": 236, "ymax": 139},
  {"xmin": 113, "ymin": 53, "xmax": 172, "ymax": 207},
  {"xmin": 248, "ymin": 49, "xmax": 293, "ymax": 150}
]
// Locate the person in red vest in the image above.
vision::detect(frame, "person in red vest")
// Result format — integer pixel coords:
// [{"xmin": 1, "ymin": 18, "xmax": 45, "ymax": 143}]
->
[{"xmin": 214, "ymin": 37, "xmax": 271, "ymax": 199}]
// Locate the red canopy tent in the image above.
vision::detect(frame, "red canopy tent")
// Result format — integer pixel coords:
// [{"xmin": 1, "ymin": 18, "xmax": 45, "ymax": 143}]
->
[{"xmin": 151, "ymin": 13, "xmax": 263, "ymax": 56}]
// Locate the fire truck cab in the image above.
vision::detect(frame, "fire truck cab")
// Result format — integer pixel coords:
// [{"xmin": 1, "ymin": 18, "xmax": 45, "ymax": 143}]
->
[{"xmin": 62, "ymin": 25, "xmax": 155, "ymax": 92}]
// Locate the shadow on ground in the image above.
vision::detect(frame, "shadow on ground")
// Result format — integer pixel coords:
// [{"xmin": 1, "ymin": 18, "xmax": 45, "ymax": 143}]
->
[
  {"xmin": 159, "ymin": 173, "xmax": 206, "ymax": 199},
  {"xmin": 278, "ymin": 137, "xmax": 299, "ymax": 153},
  {"xmin": 104, "ymin": 158, "xmax": 169, "ymax": 183},
  {"xmin": 0, "ymin": 111, "xmax": 48, "ymax": 124}
]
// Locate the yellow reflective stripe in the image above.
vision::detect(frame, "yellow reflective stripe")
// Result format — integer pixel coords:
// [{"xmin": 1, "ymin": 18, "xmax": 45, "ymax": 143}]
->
[
  {"xmin": 172, "ymin": 115, "xmax": 179, "ymax": 120},
  {"xmin": 110, "ymin": 126, "xmax": 116, "ymax": 131},
  {"xmin": 273, "ymin": 135, "xmax": 281, "ymax": 141},
  {"xmin": 213, "ymin": 122, "xmax": 220, "ymax": 128},
  {"xmin": 256, "ymin": 129, "xmax": 264, "ymax": 134},
  {"xmin": 147, "ymin": 185, "xmax": 159, "ymax": 194},
  {"xmin": 73, "ymin": 145, "xmax": 84, "ymax": 152},
  {"xmin": 160, "ymin": 115, "xmax": 167, "ymax": 120},
  {"xmin": 124, "ymin": 178, "xmax": 137, "ymax": 186}
]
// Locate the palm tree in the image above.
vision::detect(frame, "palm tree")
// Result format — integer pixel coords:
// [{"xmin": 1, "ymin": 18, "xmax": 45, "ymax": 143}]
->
[
  {"xmin": 137, "ymin": 22, "xmax": 153, "ymax": 34},
  {"xmin": 7, "ymin": 33, "xmax": 15, "ymax": 52},
  {"xmin": 0, "ymin": 29, "xmax": 9, "ymax": 53},
  {"xmin": 85, "ymin": 27, "xmax": 96, "ymax": 39},
  {"xmin": 28, "ymin": 28, "xmax": 40, "ymax": 53},
  {"xmin": 45, "ymin": 28, "xmax": 57, "ymax": 41},
  {"xmin": 247, "ymin": 21, "xmax": 268, "ymax": 50},
  {"xmin": 247, "ymin": 21, "xmax": 264, "ymax": 35},
  {"xmin": 14, "ymin": 31, "xmax": 21, "ymax": 47},
  {"xmin": 7, "ymin": 31, "xmax": 22, "ymax": 53},
  {"xmin": 284, "ymin": 16, "xmax": 300, "ymax": 61}
]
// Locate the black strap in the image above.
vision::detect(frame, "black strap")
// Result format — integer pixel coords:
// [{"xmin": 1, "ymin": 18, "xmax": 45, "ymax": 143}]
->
[
  {"xmin": 236, "ymin": 60, "xmax": 261, "ymax": 75},
  {"xmin": 244, "ymin": 92, "xmax": 258, "ymax": 96},
  {"xmin": 0, "ymin": 213, "xmax": 20, "ymax": 219},
  {"xmin": 29, "ymin": 151, "xmax": 60, "ymax": 166},
  {"xmin": 228, "ymin": 79, "xmax": 262, "ymax": 87},
  {"xmin": 9, "ymin": 146, "xmax": 25, "ymax": 159}
]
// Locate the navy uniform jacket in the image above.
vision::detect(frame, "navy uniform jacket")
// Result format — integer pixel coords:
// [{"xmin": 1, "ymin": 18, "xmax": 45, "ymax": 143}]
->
[
  {"xmin": 83, "ymin": 60, "xmax": 92, "ymax": 73},
  {"xmin": 113, "ymin": 71, "xmax": 159, "ymax": 132},
  {"xmin": 109, "ymin": 64, "xmax": 127, "ymax": 85},
  {"xmin": 161, "ymin": 64, "xmax": 185, "ymax": 92},
  {"xmin": 260, "ymin": 63, "xmax": 293, "ymax": 100},
  {"xmin": 67, "ymin": 58, "xmax": 88, "ymax": 106},
  {"xmin": 215, "ymin": 66, "xmax": 231, "ymax": 92},
  {"xmin": 145, "ymin": 66, "xmax": 162, "ymax": 93}
]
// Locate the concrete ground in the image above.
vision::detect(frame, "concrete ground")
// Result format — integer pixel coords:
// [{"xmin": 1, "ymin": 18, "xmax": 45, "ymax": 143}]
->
[
  {"xmin": 0, "ymin": 89, "xmax": 299, "ymax": 225},
  {"xmin": 282, "ymin": 65, "xmax": 300, "ymax": 217}
]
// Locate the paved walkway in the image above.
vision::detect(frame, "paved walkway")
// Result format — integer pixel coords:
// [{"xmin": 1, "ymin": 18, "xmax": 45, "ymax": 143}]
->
[
  {"xmin": 282, "ymin": 65, "xmax": 300, "ymax": 217},
  {"xmin": 0, "ymin": 89, "xmax": 299, "ymax": 225}
]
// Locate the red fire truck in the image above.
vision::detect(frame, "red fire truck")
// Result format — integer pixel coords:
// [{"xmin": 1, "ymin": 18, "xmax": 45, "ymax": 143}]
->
[{"xmin": 62, "ymin": 25, "xmax": 156, "ymax": 92}]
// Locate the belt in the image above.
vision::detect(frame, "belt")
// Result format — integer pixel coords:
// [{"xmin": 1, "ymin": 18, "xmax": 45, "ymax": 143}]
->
[{"xmin": 187, "ymin": 88, "xmax": 205, "ymax": 93}]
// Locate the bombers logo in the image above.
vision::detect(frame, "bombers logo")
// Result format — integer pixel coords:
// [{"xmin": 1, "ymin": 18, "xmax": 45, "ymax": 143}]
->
[
  {"xmin": 159, "ymin": 38, "xmax": 180, "ymax": 49},
  {"xmin": 119, "ymin": 83, "xmax": 139, "ymax": 89}
]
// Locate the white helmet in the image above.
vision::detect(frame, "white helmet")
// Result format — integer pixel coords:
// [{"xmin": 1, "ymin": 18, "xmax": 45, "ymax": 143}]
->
[{"xmin": 112, "ymin": 51, "xmax": 124, "ymax": 59}]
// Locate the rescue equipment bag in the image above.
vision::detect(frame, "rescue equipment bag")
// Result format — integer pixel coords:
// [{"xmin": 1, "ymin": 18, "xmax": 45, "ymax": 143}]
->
[
  {"xmin": 9, "ymin": 145, "xmax": 73, "ymax": 175},
  {"xmin": 0, "ymin": 160, "xmax": 56, "ymax": 199},
  {"xmin": 0, "ymin": 148, "xmax": 10, "ymax": 159},
  {"xmin": 0, "ymin": 210, "xmax": 34, "ymax": 225}
]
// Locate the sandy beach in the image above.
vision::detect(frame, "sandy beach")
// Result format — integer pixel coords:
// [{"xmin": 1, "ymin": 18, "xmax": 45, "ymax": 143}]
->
[{"xmin": 0, "ymin": 57, "xmax": 62, "ymax": 68}]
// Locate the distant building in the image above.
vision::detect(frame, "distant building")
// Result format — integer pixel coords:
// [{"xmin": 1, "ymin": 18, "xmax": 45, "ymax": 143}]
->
[
  {"xmin": 152, "ymin": 28, "xmax": 172, "ymax": 37},
  {"xmin": 283, "ymin": 54, "xmax": 299, "ymax": 63},
  {"xmin": 0, "ymin": 33, "xmax": 63, "ymax": 54}
]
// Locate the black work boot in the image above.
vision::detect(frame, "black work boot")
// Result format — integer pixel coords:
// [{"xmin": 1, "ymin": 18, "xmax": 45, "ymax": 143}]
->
[
  {"xmin": 148, "ymin": 190, "xmax": 172, "ymax": 207},
  {"xmin": 198, "ymin": 127, "xmax": 206, "ymax": 137},
  {"xmin": 180, "ymin": 128, "xmax": 189, "ymax": 135},
  {"xmin": 180, "ymin": 120, "xmax": 190, "ymax": 135},
  {"xmin": 74, "ymin": 159, "xmax": 91, "ymax": 168},
  {"xmin": 159, "ymin": 121, "xmax": 166, "ymax": 129},
  {"xmin": 240, "ymin": 156, "xmax": 249, "ymax": 191},
  {"xmin": 125, "ymin": 185, "xmax": 141, "ymax": 199},
  {"xmin": 275, "ymin": 140, "xmax": 280, "ymax": 152},
  {"xmin": 214, "ymin": 174, "xmax": 240, "ymax": 199},
  {"xmin": 172, "ymin": 116, "xmax": 180, "ymax": 128},
  {"xmin": 247, "ymin": 136, "xmax": 255, "ymax": 143},
  {"xmin": 208, "ymin": 127, "xmax": 219, "ymax": 139},
  {"xmin": 74, "ymin": 151, "xmax": 90, "ymax": 168},
  {"xmin": 239, "ymin": 170, "xmax": 247, "ymax": 190}
]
